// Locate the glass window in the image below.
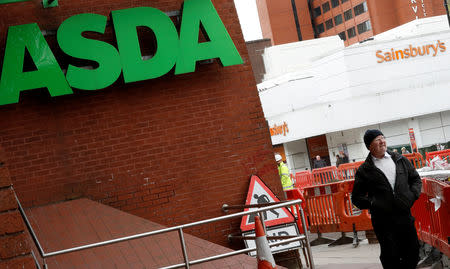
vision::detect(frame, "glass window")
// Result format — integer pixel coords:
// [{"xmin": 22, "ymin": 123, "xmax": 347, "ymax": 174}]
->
[
  {"xmin": 313, "ymin": 6, "xmax": 322, "ymax": 17},
  {"xmin": 334, "ymin": 14, "xmax": 343, "ymax": 26},
  {"xmin": 322, "ymin": 2, "xmax": 330, "ymax": 13},
  {"xmin": 341, "ymin": 0, "xmax": 349, "ymax": 3},
  {"xmin": 354, "ymin": 2, "xmax": 368, "ymax": 16},
  {"xmin": 344, "ymin": 9, "xmax": 353, "ymax": 21},
  {"xmin": 316, "ymin": 23, "xmax": 325, "ymax": 34},
  {"xmin": 331, "ymin": 0, "xmax": 340, "ymax": 8},
  {"xmin": 338, "ymin": 31, "xmax": 347, "ymax": 41},
  {"xmin": 347, "ymin": 27, "xmax": 356, "ymax": 38},
  {"xmin": 325, "ymin": 19, "xmax": 334, "ymax": 30},
  {"xmin": 357, "ymin": 20, "xmax": 371, "ymax": 34}
]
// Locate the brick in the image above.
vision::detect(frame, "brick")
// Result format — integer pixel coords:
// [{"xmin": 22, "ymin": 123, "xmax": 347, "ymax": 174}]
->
[
  {"xmin": 0, "ymin": 233, "xmax": 30, "ymax": 259},
  {"xmin": 0, "ymin": 167, "xmax": 12, "ymax": 188},
  {"xmin": 0, "ymin": 188, "xmax": 17, "ymax": 212},
  {"xmin": 0, "ymin": 0, "xmax": 283, "ymax": 248},
  {"xmin": 0, "ymin": 255, "xmax": 36, "ymax": 269},
  {"xmin": 0, "ymin": 211, "xmax": 24, "ymax": 235}
]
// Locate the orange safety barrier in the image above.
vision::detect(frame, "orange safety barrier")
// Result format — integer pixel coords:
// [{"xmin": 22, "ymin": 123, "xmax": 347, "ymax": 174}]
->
[
  {"xmin": 311, "ymin": 166, "xmax": 339, "ymax": 185},
  {"xmin": 403, "ymin": 152, "xmax": 426, "ymax": 169},
  {"xmin": 302, "ymin": 182, "xmax": 342, "ymax": 233},
  {"xmin": 337, "ymin": 161, "xmax": 364, "ymax": 180},
  {"xmin": 412, "ymin": 178, "xmax": 450, "ymax": 258},
  {"xmin": 426, "ymin": 149, "xmax": 450, "ymax": 164},
  {"xmin": 334, "ymin": 180, "xmax": 372, "ymax": 232},
  {"xmin": 285, "ymin": 188, "xmax": 308, "ymax": 234},
  {"xmin": 293, "ymin": 170, "xmax": 313, "ymax": 189}
]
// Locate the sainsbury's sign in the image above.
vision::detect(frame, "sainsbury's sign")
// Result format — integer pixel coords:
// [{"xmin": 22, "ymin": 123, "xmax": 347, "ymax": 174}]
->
[
  {"xmin": 0, "ymin": 0, "xmax": 243, "ymax": 106},
  {"xmin": 376, "ymin": 40, "xmax": 446, "ymax": 63}
]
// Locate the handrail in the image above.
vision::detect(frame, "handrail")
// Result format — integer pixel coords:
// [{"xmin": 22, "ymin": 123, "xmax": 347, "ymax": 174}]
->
[
  {"xmin": 161, "ymin": 236, "xmax": 306, "ymax": 269},
  {"xmin": 16, "ymin": 197, "xmax": 313, "ymax": 268},
  {"xmin": 15, "ymin": 194, "xmax": 46, "ymax": 256}
]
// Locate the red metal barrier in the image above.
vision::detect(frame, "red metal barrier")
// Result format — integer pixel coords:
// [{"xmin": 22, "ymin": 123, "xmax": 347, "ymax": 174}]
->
[
  {"xmin": 293, "ymin": 170, "xmax": 313, "ymax": 189},
  {"xmin": 426, "ymin": 149, "xmax": 450, "ymax": 164},
  {"xmin": 337, "ymin": 161, "xmax": 364, "ymax": 180},
  {"xmin": 403, "ymin": 152, "xmax": 426, "ymax": 169},
  {"xmin": 412, "ymin": 178, "xmax": 450, "ymax": 258},
  {"xmin": 311, "ymin": 166, "xmax": 339, "ymax": 185}
]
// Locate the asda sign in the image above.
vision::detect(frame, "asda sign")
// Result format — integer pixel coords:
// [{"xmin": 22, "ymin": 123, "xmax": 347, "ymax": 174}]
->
[{"xmin": 0, "ymin": 0, "xmax": 243, "ymax": 106}]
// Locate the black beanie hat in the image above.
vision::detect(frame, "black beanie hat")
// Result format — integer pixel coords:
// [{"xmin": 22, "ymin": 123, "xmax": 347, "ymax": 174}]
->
[{"xmin": 363, "ymin": 129, "xmax": 384, "ymax": 149}]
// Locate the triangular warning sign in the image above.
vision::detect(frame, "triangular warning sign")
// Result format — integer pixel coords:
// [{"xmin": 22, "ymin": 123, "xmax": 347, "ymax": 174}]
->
[{"xmin": 240, "ymin": 175, "xmax": 294, "ymax": 231}]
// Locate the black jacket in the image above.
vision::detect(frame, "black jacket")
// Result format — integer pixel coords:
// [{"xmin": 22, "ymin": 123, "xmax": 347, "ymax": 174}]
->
[{"xmin": 352, "ymin": 151, "xmax": 422, "ymax": 218}]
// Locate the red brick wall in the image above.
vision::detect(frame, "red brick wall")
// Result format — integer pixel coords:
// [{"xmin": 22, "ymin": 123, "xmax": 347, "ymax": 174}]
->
[
  {"xmin": 0, "ymin": 148, "xmax": 36, "ymax": 268},
  {"xmin": 0, "ymin": 0, "xmax": 282, "ymax": 247}
]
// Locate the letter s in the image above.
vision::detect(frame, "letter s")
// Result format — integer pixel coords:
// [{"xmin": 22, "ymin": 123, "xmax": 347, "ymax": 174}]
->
[
  {"xmin": 57, "ymin": 13, "xmax": 122, "ymax": 90},
  {"xmin": 376, "ymin": 50, "xmax": 385, "ymax": 63},
  {"xmin": 439, "ymin": 41, "xmax": 446, "ymax": 52}
]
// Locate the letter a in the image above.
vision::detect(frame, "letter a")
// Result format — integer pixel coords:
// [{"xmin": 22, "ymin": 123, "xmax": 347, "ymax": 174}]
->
[
  {"xmin": 175, "ymin": 0, "xmax": 243, "ymax": 74},
  {"xmin": 0, "ymin": 23, "xmax": 72, "ymax": 105}
]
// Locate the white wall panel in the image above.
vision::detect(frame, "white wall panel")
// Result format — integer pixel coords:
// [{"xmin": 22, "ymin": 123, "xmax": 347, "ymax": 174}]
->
[
  {"xmin": 418, "ymin": 113, "xmax": 442, "ymax": 130},
  {"xmin": 421, "ymin": 128, "xmax": 446, "ymax": 146},
  {"xmin": 441, "ymin": 110, "xmax": 450, "ymax": 125}
]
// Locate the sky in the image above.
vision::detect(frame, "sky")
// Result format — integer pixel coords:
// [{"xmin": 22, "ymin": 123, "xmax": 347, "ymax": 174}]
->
[{"xmin": 233, "ymin": 0, "xmax": 263, "ymax": 41}]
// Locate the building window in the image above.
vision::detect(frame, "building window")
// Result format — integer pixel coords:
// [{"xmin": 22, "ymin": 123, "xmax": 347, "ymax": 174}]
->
[
  {"xmin": 341, "ymin": 0, "xmax": 349, "ymax": 3},
  {"xmin": 325, "ymin": 19, "xmax": 334, "ymax": 30},
  {"xmin": 354, "ymin": 2, "xmax": 368, "ymax": 16},
  {"xmin": 357, "ymin": 20, "xmax": 371, "ymax": 34},
  {"xmin": 322, "ymin": 2, "xmax": 330, "ymax": 13},
  {"xmin": 313, "ymin": 6, "xmax": 322, "ymax": 17},
  {"xmin": 331, "ymin": 0, "xmax": 339, "ymax": 8},
  {"xmin": 347, "ymin": 27, "xmax": 356, "ymax": 38},
  {"xmin": 338, "ymin": 31, "xmax": 347, "ymax": 41},
  {"xmin": 316, "ymin": 23, "xmax": 325, "ymax": 34},
  {"xmin": 334, "ymin": 14, "xmax": 343, "ymax": 26},
  {"xmin": 344, "ymin": 9, "xmax": 353, "ymax": 21}
]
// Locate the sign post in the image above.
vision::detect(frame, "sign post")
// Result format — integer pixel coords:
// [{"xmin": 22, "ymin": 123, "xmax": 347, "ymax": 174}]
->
[{"xmin": 409, "ymin": 128, "xmax": 418, "ymax": 153}]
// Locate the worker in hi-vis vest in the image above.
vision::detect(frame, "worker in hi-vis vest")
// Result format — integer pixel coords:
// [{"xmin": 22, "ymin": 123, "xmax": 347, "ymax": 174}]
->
[{"xmin": 275, "ymin": 154, "xmax": 293, "ymax": 191}]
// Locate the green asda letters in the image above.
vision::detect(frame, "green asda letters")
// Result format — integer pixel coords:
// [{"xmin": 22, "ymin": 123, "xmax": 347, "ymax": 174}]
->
[{"xmin": 0, "ymin": 0, "xmax": 243, "ymax": 106}]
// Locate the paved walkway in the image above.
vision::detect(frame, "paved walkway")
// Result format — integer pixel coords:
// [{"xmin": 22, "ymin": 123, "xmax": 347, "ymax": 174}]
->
[{"xmin": 311, "ymin": 239, "xmax": 382, "ymax": 269}]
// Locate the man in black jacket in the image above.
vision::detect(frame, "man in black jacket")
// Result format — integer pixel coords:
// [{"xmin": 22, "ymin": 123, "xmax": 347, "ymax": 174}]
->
[{"xmin": 352, "ymin": 129, "xmax": 422, "ymax": 269}]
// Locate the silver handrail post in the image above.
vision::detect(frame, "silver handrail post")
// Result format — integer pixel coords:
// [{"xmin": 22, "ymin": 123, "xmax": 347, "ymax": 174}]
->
[
  {"xmin": 15, "ymin": 194, "xmax": 47, "ymax": 268},
  {"xmin": 298, "ymin": 202, "xmax": 315, "ymax": 269},
  {"xmin": 178, "ymin": 228, "xmax": 189, "ymax": 268},
  {"xmin": 258, "ymin": 211, "xmax": 267, "ymax": 233}
]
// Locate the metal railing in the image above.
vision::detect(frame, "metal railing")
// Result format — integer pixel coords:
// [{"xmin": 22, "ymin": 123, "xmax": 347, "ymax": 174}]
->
[{"xmin": 16, "ymin": 196, "xmax": 314, "ymax": 269}]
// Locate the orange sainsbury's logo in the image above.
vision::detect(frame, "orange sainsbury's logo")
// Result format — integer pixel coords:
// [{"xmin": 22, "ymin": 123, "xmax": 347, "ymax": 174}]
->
[
  {"xmin": 270, "ymin": 122, "xmax": 289, "ymax": 137},
  {"xmin": 376, "ymin": 40, "xmax": 446, "ymax": 63}
]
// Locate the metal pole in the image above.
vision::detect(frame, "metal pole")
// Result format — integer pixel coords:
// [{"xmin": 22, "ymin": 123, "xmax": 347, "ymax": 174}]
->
[
  {"xmin": 228, "ymin": 235, "xmax": 300, "ymax": 240},
  {"xmin": 15, "ymin": 194, "xmax": 46, "ymax": 257},
  {"xmin": 258, "ymin": 211, "xmax": 267, "ymax": 233},
  {"xmin": 178, "ymin": 228, "xmax": 189, "ymax": 269},
  {"xmin": 160, "ymin": 236, "xmax": 305, "ymax": 269},
  {"xmin": 222, "ymin": 201, "xmax": 286, "ymax": 212},
  {"xmin": 298, "ymin": 204, "xmax": 315, "ymax": 269},
  {"xmin": 43, "ymin": 199, "xmax": 303, "ymax": 257}
]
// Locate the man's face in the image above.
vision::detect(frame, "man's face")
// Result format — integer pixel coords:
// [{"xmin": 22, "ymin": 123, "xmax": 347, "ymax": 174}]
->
[
  {"xmin": 316, "ymin": 156, "xmax": 320, "ymax": 160},
  {"xmin": 369, "ymin": 135, "xmax": 387, "ymax": 157}
]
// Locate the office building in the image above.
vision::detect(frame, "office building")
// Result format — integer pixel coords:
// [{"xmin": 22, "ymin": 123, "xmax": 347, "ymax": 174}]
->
[{"xmin": 257, "ymin": 0, "xmax": 447, "ymax": 45}]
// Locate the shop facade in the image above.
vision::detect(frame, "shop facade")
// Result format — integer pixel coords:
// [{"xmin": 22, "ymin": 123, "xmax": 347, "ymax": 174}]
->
[{"xmin": 259, "ymin": 15, "xmax": 450, "ymax": 173}]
